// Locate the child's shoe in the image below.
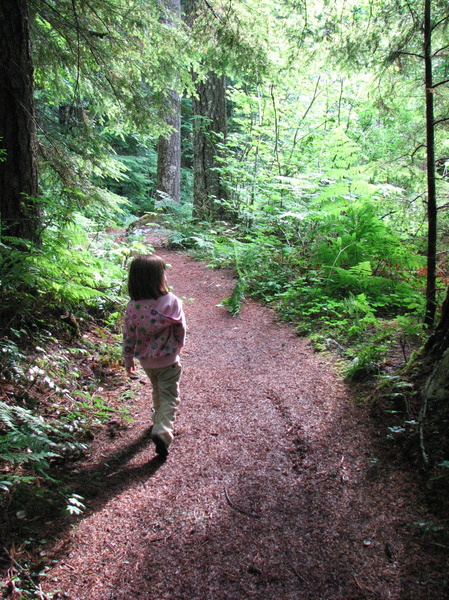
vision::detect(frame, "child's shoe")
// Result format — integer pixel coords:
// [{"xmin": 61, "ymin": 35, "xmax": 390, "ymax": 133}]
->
[{"xmin": 152, "ymin": 434, "xmax": 169, "ymax": 459}]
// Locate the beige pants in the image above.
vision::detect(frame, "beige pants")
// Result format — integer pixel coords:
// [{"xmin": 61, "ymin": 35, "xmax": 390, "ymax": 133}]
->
[{"xmin": 144, "ymin": 363, "xmax": 181, "ymax": 447}]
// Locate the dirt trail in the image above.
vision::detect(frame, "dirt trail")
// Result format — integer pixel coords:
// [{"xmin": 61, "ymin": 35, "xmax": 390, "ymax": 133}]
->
[{"xmin": 42, "ymin": 237, "xmax": 446, "ymax": 599}]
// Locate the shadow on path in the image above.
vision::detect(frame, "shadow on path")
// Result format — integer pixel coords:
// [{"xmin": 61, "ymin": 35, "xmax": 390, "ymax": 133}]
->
[
  {"xmin": 72, "ymin": 426, "xmax": 164, "ymax": 502},
  {"xmin": 1, "ymin": 425, "xmax": 165, "ymax": 571}
]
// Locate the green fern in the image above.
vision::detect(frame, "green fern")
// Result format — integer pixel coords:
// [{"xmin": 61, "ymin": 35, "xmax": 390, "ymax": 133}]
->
[
  {"xmin": 0, "ymin": 338, "xmax": 26, "ymax": 381},
  {"xmin": 221, "ymin": 278, "xmax": 247, "ymax": 316},
  {"xmin": 218, "ymin": 240, "xmax": 262, "ymax": 316},
  {"xmin": 348, "ymin": 261, "xmax": 373, "ymax": 277},
  {"xmin": 0, "ymin": 402, "xmax": 85, "ymax": 483},
  {"xmin": 0, "ymin": 403, "xmax": 60, "ymax": 467},
  {"xmin": 1, "ymin": 213, "xmax": 125, "ymax": 330}
]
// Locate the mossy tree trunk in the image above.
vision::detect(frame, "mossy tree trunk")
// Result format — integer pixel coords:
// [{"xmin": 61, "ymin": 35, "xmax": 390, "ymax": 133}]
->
[
  {"xmin": 423, "ymin": 286, "xmax": 449, "ymax": 368},
  {"xmin": 192, "ymin": 71, "xmax": 229, "ymax": 220},
  {"xmin": 0, "ymin": 0, "xmax": 40, "ymax": 243},
  {"xmin": 156, "ymin": 0, "xmax": 181, "ymax": 205},
  {"xmin": 157, "ymin": 90, "xmax": 181, "ymax": 204},
  {"xmin": 416, "ymin": 286, "xmax": 449, "ymax": 465}
]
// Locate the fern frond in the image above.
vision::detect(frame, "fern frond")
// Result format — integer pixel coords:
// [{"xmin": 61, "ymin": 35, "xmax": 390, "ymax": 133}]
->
[
  {"xmin": 0, "ymin": 402, "xmax": 81, "ymax": 476},
  {"xmin": 220, "ymin": 278, "xmax": 246, "ymax": 316}
]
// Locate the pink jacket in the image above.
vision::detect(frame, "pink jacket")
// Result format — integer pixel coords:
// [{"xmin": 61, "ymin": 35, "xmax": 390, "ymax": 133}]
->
[{"xmin": 123, "ymin": 292, "xmax": 186, "ymax": 369}]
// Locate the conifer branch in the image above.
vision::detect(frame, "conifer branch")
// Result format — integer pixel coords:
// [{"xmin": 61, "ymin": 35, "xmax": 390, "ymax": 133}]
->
[
  {"xmin": 203, "ymin": 0, "xmax": 219, "ymax": 20},
  {"xmin": 434, "ymin": 117, "xmax": 449, "ymax": 127},
  {"xmin": 432, "ymin": 78, "xmax": 449, "ymax": 88},
  {"xmin": 397, "ymin": 50, "xmax": 425, "ymax": 60},
  {"xmin": 433, "ymin": 44, "xmax": 449, "ymax": 56},
  {"xmin": 404, "ymin": 0, "xmax": 418, "ymax": 26},
  {"xmin": 431, "ymin": 15, "xmax": 449, "ymax": 33}
]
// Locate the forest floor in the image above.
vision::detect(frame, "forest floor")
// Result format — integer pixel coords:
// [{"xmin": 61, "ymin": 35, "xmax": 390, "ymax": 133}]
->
[{"xmin": 3, "ymin": 227, "xmax": 449, "ymax": 599}]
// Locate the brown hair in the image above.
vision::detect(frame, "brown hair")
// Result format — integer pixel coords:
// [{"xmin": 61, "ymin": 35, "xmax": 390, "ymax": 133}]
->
[{"xmin": 127, "ymin": 255, "xmax": 169, "ymax": 301}]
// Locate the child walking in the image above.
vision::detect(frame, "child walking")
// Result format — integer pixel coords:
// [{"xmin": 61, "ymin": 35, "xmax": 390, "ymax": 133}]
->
[{"xmin": 122, "ymin": 255, "xmax": 186, "ymax": 459}]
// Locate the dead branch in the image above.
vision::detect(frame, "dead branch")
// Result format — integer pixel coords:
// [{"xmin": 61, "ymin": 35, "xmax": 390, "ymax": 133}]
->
[{"xmin": 223, "ymin": 486, "xmax": 260, "ymax": 519}]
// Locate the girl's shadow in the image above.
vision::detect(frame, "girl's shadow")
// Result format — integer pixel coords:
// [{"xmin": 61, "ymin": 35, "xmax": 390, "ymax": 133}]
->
[
  {"xmin": 71, "ymin": 426, "xmax": 165, "ymax": 505},
  {"xmin": 1, "ymin": 425, "xmax": 165, "ymax": 578}
]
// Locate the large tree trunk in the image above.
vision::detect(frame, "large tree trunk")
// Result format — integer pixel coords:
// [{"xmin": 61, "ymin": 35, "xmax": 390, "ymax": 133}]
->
[
  {"xmin": 184, "ymin": 0, "xmax": 229, "ymax": 220},
  {"xmin": 0, "ymin": 0, "xmax": 40, "ymax": 242},
  {"xmin": 156, "ymin": 0, "xmax": 181, "ymax": 205},
  {"xmin": 423, "ymin": 286, "xmax": 449, "ymax": 365},
  {"xmin": 415, "ymin": 286, "xmax": 449, "ymax": 466},
  {"xmin": 157, "ymin": 90, "xmax": 181, "ymax": 204},
  {"xmin": 192, "ymin": 72, "xmax": 229, "ymax": 220}
]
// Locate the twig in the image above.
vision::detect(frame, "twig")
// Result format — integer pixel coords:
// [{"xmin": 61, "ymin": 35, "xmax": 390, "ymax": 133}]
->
[
  {"xmin": 286, "ymin": 559, "xmax": 309, "ymax": 584},
  {"xmin": 203, "ymin": 0, "xmax": 219, "ymax": 19},
  {"xmin": 2, "ymin": 547, "xmax": 50, "ymax": 599},
  {"xmin": 425, "ymin": 540, "xmax": 449, "ymax": 550},
  {"xmin": 434, "ymin": 117, "xmax": 449, "ymax": 127},
  {"xmin": 147, "ymin": 533, "xmax": 173, "ymax": 543},
  {"xmin": 419, "ymin": 391, "xmax": 430, "ymax": 466},
  {"xmin": 223, "ymin": 486, "xmax": 260, "ymax": 519}
]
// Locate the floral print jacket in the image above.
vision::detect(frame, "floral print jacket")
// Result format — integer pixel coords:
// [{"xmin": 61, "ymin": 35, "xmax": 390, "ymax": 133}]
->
[{"xmin": 123, "ymin": 292, "xmax": 186, "ymax": 369}]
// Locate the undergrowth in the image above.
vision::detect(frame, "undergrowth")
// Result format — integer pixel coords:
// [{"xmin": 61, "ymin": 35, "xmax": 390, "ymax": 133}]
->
[
  {"xmin": 0, "ymin": 218, "xmax": 146, "ymax": 554},
  {"xmin": 0, "ymin": 316, "xmax": 139, "ymax": 598},
  {"xmin": 163, "ymin": 209, "xmax": 449, "ymax": 522},
  {"xmin": 163, "ymin": 205, "xmax": 429, "ymax": 381}
]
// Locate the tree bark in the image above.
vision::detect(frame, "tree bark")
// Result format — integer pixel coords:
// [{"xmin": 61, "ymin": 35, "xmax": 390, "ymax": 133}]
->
[
  {"xmin": 192, "ymin": 71, "xmax": 229, "ymax": 220},
  {"xmin": 424, "ymin": 0, "xmax": 437, "ymax": 327},
  {"xmin": 423, "ymin": 285, "xmax": 449, "ymax": 364},
  {"xmin": 414, "ymin": 285, "xmax": 449, "ymax": 466},
  {"xmin": 0, "ymin": 0, "xmax": 40, "ymax": 242},
  {"xmin": 157, "ymin": 90, "xmax": 181, "ymax": 204},
  {"xmin": 156, "ymin": 0, "xmax": 181, "ymax": 205}
]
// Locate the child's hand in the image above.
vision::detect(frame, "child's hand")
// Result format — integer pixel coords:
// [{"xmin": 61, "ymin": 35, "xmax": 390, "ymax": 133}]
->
[{"xmin": 126, "ymin": 360, "xmax": 135, "ymax": 375}]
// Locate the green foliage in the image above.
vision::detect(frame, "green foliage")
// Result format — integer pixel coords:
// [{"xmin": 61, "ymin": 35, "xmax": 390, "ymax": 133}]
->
[
  {"xmin": 2, "ymin": 0, "xmax": 446, "ymax": 529},
  {"xmin": 0, "ymin": 212, "xmax": 137, "ymax": 334},
  {"xmin": 187, "ymin": 62, "xmax": 432, "ymax": 365},
  {"xmin": 65, "ymin": 493, "xmax": 86, "ymax": 516},
  {"xmin": 32, "ymin": 0, "xmax": 195, "ymax": 133},
  {"xmin": 0, "ymin": 338, "xmax": 26, "ymax": 382},
  {"xmin": 173, "ymin": 177, "xmax": 428, "ymax": 372},
  {"xmin": 14, "ymin": 0, "xmax": 435, "ymax": 371},
  {"xmin": 221, "ymin": 278, "xmax": 247, "ymax": 316},
  {"xmin": 100, "ymin": 134, "xmax": 158, "ymax": 215},
  {"xmin": 0, "ymin": 317, "xmax": 133, "ymax": 524},
  {"xmin": 26, "ymin": 0, "xmax": 199, "ymax": 245},
  {"xmin": 344, "ymin": 344, "xmax": 387, "ymax": 380},
  {"xmin": 218, "ymin": 240, "xmax": 262, "ymax": 314},
  {"xmin": 36, "ymin": 219, "xmax": 124, "ymax": 304},
  {"xmin": 0, "ymin": 402, "xmax": 59, "ymax": 469},
  {"xmin": 0, "ymin": 401, "xmax": 86, "ymax": 485}
]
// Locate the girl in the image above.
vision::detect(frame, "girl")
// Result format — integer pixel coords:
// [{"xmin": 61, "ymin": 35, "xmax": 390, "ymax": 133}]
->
[{"xmin": 122, "ymin": 255, "xmax": 186, "ymax": 459}]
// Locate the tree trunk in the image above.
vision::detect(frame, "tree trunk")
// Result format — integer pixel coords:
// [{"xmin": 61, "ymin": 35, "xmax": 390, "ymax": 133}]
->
[
  {"xmin": 157, "ymin": 90, "xmax": 181, "ymax": 204},
  {"xmin": 423, "ymin": 285, "xmax": 449, "ymax": 364},
  {"xmin": 0, "ymin": 0, "xmax": 40, "ymax": 242},
  {"xmin": 424, "ymin": 0, "xmax": 437, "ymax": 327},
  {"xmin": 156, "ymin": 0, "xmax": 181, "ymax": 205},
  {"xmin": 192, "ymin": 72, "xmax": 229, "ymax": 220},
  {"xmin": 415, "ymin": 285, "xmax": 449, "ymax": 466}
]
